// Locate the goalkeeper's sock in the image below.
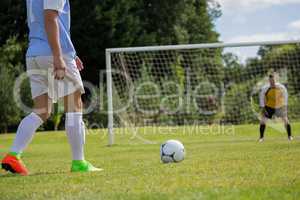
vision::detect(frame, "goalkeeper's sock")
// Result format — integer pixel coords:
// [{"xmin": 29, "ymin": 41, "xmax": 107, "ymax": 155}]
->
[
  {"xmin": 10, "ymin": 112, "xmax": 43, "ymax": 153},
  {"xmin": 65, "ymin": 112, "xmax": 85, "ymax": 161},
  {"xmin": 285, "ymin": 124, "xmax": 292, "ymax": 137},
  {"xmin": 260, "ymin": 124, "xmax": 266, "ymax": 139}
]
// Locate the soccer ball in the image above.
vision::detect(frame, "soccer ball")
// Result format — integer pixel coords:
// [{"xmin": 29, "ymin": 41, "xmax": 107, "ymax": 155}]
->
[{"xmin": 160, "ymin": 140, "xmax": 185, "ymax": 163}]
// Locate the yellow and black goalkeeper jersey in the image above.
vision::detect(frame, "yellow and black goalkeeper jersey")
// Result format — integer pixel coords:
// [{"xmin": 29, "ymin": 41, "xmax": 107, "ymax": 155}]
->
[{"xmin": 259, "ymin": 83, "xmax": 288, "ymax": 109}]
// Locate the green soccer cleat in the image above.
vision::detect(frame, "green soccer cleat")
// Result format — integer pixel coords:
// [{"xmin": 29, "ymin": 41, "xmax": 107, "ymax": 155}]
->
[{"xmin": 71, "ymin": 160, "xmax": 103, "ymax": 172}]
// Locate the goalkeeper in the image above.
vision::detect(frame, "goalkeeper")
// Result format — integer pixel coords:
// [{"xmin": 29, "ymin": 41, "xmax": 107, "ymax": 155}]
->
[{"xmin": 258, "ymin": 73, "xmax": 293, "ymax": 142}]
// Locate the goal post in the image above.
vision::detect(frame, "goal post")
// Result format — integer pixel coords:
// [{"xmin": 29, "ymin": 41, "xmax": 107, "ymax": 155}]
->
[
  {"xmin": 106, "ymin": 40, "xmax": 300, "ymax": 146},
  {"xmin": 106, "ymin": 50, "xmax": 114, "ymax": 146}
]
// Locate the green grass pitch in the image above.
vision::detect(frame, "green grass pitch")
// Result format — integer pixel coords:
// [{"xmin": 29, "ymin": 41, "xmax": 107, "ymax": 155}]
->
[{"xmin": 0, "ymin": 124, "xmax": 300, "ymax": 200}]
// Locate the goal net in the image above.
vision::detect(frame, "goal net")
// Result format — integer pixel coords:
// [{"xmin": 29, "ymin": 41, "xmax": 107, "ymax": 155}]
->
[{"xmin": 106, "ymin": 40, "xmax": 300, "ymax": 145}]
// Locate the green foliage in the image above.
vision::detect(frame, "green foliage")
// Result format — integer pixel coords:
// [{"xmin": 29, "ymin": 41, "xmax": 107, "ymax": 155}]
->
[
  {"xmin": 7, "ymin": 1, "xmax": 297, "ymax": 128},
  {"xmin": 84, "ymin": 86, "xmax": 108, "ymax": 129},
  {"xmin": 251, "ymin": 44, "xmax": 300, "ymax": 96},
  {"xmin": 170, "ymin": 56, "xmax": 185, "ymax": 88},
  {"xmin": 223, "ymin": 81, "xmax": 257, "ymax": 124},
  {"xmin": 0, "ymin": 67, "xmax": 20, "ymax": 132},
  {"xmin": 0, "ymin": 0, "xmax": 222, "ymax": 131},
  {"xmin": 0, "ymin": 37, "xmax": 27, "ymax": 133},
  {"xmin": 0, "ymin": 0, "xmax": 222, "ymax": 83},
  {"xmin": 0, "ymin": 37, "xmax": 25, "ymax": 74},
  {"xmin": 70, "ymin": 0, "xmax": 221, "ymax": 83},
  {"xmin": 221, "ymin": 45, "xmax": 300, "ymax": 124},
  {"xmin": 0, "ymin": 0, "xmax": 27, "ymax": 45},
  {"xmin": 51, "ymin": 103, "xmax": 65, "ymax": 131},
  {"xmin": 223, "ymin": 52, "xmax": 244, "ymax": 83},
  {"xmin": 288, "ymin": 94, "xmax": 300, "ymax": 120}
]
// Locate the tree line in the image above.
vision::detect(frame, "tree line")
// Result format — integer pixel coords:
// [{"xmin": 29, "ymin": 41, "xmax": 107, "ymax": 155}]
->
[
  {"xmin": 0, "ymin": 0, "xmax": 221, "ymax": 132},
  {"xmin": 2, "ymin": 0, "xmax": 298, "ymax": 133}
]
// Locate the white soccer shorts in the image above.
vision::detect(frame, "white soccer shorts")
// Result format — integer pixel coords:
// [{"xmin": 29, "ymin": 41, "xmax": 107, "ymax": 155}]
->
[{"xmin": 26, "ymin": 55, "xmax": 85, "ymax": 103}]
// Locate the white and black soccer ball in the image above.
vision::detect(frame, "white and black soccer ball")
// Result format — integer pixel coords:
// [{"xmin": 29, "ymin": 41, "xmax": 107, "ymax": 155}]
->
[{"xmin": 160, "ymin": 140, "xmax": 185, "ymax": 163}]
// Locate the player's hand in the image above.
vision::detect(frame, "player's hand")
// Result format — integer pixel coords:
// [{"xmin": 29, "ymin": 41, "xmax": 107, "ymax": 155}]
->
[
  {"xmin": 75, "ymin": 56, "xmax": 84, "ymax": 71},
  {"xmin": 53, "ymin": 56, "xmax": 66, "ymax": 80}
]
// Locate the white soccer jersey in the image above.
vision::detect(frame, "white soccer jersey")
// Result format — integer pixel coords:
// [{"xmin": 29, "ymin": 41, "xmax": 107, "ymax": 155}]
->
[{"xmin": 26, "ymin": 0, "xmax": 75, "ymax": 57}]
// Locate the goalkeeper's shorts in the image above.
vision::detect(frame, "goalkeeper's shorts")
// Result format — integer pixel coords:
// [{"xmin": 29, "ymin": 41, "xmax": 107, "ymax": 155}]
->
[
  {"xmin": 263, "ymin": 106, "xmax": 286, "ymax": 119},
  {"xmin": 26, "ymin": 55, "xmax": 85, "ymax": 103}
]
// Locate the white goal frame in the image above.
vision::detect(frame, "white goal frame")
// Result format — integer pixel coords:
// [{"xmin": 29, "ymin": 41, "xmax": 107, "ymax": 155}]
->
[{"xmin": 106, "ymin": 39, "xmax": 300, "ymax": 146}]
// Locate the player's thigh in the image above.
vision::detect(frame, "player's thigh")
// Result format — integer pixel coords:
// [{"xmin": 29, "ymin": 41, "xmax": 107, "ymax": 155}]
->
[
  {"xmin": 280, "ymin": 116, "xmax": 289, "ymax": 125},
  {"xmin": 26, "ymin": 57, "xmax": 50, "ymax": 101},
  {"xmin": 260, "ymin": 108, "xmax": 269, "ymax": 124},
  {"xmin": 64, "ymin": 90, "xmax": 83, "ymax": 113},
  {"xmin": 275, "ymin": 108, "xmax": 289, "ymax": 124},
  {"xmin": 56, "ymin": 56, "xmax": 85, "ymax": 103},
  {"xmin": 260, "ymin": 115, "xmax": 268, "ymax": 124},
  {"xmin": 33, "ymin": 94, "xmax": 52, "ymax": 121}
]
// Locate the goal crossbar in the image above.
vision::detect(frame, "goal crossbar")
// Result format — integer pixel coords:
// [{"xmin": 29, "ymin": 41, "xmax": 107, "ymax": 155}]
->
[{"xmin": 106, "ymin": 40, "xmax": 300, "ymax": 53}]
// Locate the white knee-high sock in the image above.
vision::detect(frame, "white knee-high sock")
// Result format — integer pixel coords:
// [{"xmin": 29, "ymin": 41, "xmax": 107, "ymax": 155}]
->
[
  {"xmin": 65, "ymin": 112, "xmax": 85, "ymax": 161},
  {"xmin": 10, "ymin": 112, "xmax": 44, "ymax": 154}
]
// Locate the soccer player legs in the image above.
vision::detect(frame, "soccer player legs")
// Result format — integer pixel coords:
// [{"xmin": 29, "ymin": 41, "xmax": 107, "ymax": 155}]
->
[
  {"xmin": 64, "ymin": 91, "xmax": 101, "ymax": 172},
  {"xmin": 281, "ymin": 112, "xmax": 292, "ymax": 140},
  {"xmin": 1, "ymin": 95, "xmax": 50, "ymax": 175},
  {"xmin": 1, "ymin": 0, "xmax": 101, "ymax": 175},
  {"xmin": 259, "ymin": 113, "xmax": 267, "ymax": 142}
]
